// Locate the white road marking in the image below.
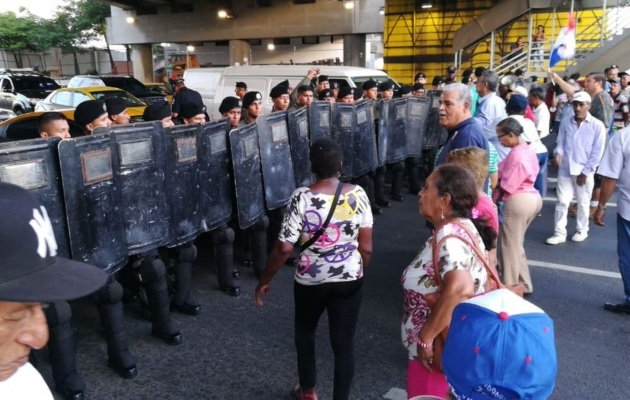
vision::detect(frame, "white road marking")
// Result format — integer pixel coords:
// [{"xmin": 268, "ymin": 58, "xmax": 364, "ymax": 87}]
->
[
  {"xmin": 548, "ymin": 177, "xmax": 558, "ymax": 183},
  {"xmin": 383, "ymin": 387, "xmax": 407, "ymax": 400},
  {"xmin": 529, "ymin": 260, "xmax": 621, "ymax": 279},
  {"xmin": 542, "ymin": 196, "xmax": 617, "ymax": 207}
]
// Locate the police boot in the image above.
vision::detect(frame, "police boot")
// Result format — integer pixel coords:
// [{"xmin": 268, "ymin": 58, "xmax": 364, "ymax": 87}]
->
[
  {"xmin": 212, "ymin": 227, "xmax": 240, "ymax": 297},
  {"xmin": 373, "ymin": 166, "xmax": 390, "ymax": 207},
  {"xmin": 45, "ymin": 301, "xmax": 86, "ymax": 400},
  {"xmin": 405, "ymin": 157, "xmax": 421, "ymax": 194},
  {"xmin": 94, "ymin": 277, "xmax": 138, "ymax": 379},
  {"xmin": 389, "ymin": 161, "xmax": 405, "ymax": 201},
  {"xmin": 249, "ymin": 216, "xmax": 269, "ymax": 280},
  {"xmin": 170, "ymin": 243, "xmax": 201, "ymax": 316},
  {"xmin": 135, "ymin": 254, "xmax": 182, "ymax": 345}
]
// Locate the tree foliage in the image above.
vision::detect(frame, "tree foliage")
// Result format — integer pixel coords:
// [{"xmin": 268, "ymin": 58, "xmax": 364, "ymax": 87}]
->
[{"xmin": 0, "ymin": 11, "xmax": 54, "ymax": 53}]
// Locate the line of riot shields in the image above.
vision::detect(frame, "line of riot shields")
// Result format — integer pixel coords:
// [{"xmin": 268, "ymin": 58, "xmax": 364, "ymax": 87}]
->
[{"xmin": 0, "ymin": 93, "xmax": 446, "ymax": 274}]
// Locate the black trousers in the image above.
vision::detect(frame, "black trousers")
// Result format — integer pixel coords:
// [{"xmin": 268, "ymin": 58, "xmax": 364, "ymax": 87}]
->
[{"xmin": 294, "ymin": 279, "xmax": 363, "ymax": 400}]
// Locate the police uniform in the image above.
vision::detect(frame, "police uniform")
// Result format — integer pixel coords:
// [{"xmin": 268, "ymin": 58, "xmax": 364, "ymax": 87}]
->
[
  {"xmin": 238, "ymin": 91, "xmax": 263, "ymax": 126},
  {"xmin": 172, "ymin": 80, "xmax": 204, "ymax": 119}
]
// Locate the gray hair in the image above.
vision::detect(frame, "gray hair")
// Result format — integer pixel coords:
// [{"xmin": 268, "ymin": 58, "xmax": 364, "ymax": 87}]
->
[
  {"xmin": 443, "ymin": 83, "xmax": 473, "ymax": 107},
  {"xmin": 481, "ymin": 70, "xmax": 500, "ymax": 92}
]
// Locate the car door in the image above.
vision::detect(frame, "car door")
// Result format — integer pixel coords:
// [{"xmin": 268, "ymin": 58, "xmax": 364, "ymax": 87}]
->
[
  {"xmin": 48, "ymin": 91, "xmax": 74, "ymax": 110},
  {"xmin": 0, "ymin": 78, "xmax": 13, "ymax": 111}
]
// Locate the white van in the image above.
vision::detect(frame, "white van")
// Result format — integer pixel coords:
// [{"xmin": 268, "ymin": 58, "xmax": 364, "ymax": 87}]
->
[{"xmin": 183, "ymin": 65, "xmax": 399, "ymax": 120}]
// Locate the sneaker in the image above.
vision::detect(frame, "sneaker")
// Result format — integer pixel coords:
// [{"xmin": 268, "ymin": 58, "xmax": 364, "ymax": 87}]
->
[
  {"xmin": 546, "ymin": 235, "xmax": 566, "ymax": 245},
  {"xmin": 571, "ymin": 231, "xmax": 588, "ymax": 242},
  {"xmin": 294, "ymin": 385, "xmax": 318, "ymax": 400}
]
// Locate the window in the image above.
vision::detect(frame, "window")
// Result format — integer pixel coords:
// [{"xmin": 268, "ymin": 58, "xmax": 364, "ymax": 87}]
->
[
  {"xmin": 13, "ymin": 77, "xmax": 59, "ymax": 91},
  {"xmin": 1, "ymin": 79, "xmax": 13, "ymax": 92},
  {"xmin": 51, "ymin": 92, "xmax": 73, "ymax": 107},
  {"xmin": 5, "ymin": 119, "xmax": 39, "ymax": 141},
  {"xmin": 71, "ymin": 92, "xmax": 92, "ymax": 107},
  {"xmin": 91, "ymin": 91, "xmax": 144, "ymax": 107}
]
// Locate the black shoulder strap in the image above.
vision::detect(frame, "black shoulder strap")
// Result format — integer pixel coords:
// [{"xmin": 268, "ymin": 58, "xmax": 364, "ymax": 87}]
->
[{"xmin": 300, "ymin": 181, "xmax": 344, "ymax": 253}]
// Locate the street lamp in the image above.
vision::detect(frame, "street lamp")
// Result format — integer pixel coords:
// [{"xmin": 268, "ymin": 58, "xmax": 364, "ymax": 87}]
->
[
  {"xmin": 126, "ymin": 16, "xmax": 135, "ymax": 24},
  {"xmin": 379, "ymin": 6, "xmax": 385, "ymax": 15},
  {"xmin": 421, "ymin": 2, "xmax": 432, "ymax": 9},
  {"xmin": 267, "ymin": 43, "xmax": 275, "ymax": 51},
  {"xmin": 344, "ymin": 1, "xmax": 354, "ymax": 10},
  {"xmin": 187, "ymin": 45, "xmax": 195, "ymax": 52}
]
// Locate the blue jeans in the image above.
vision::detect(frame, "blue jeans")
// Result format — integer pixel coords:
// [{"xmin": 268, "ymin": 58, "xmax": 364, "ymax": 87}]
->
[
  {"xmin": 617, "ymin": 214, "xmax": 630, "ymax": 303},
  {"xmin": 534, "ymin": 152, "xmax": 549, "ymax": 198}
]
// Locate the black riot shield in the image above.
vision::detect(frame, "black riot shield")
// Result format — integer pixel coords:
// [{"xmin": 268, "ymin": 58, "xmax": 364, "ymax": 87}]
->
[
  {"xmin": 58, "ymin": 134, "xmax": 128, "ymax": 273},
  {"xmin": 331, "ymin": 102, "xmax": 355, "ymax": 180},
  {"xmin": 198, "ymin": 120, "xmax": 233, "ymax": 231},
  {"xmin": 352, "ymin": 100, "xmax": 377, "ymax": 177},
  {"xmin": 256, "ymin": 111, "xmax": 296, "ymax": 210},
  {"xmin": 0, "ymin": 138, "xmax": 71, "ymax": 259},
  {"xmin": 424, "ymin": 90, "xmax": 448, "ymax": 149},
  {"xmin": 287, "ymin": 107, "xmax": 314, "ymax": 187},
  {"xmin": 387, "ymin": 98, "xmax": 408, "ymax": 164},
  {"xmin": 308, "ymin": 101, "xmax": 332, "ymax": 142},
  {"xmin": 163, "ymin": 123, "xmax": 202, "ymax": 247},
  {"xmin": 406, "ymin": 96, "xmax": 431, "ymax": 157},
  {"xmin": 95, "ymin": 122, "xmax": 171, "ymax": 255},
  {"xmin": 377, "ymin": 99, "xmax": 390, "ymax": 166},
  {"xmin": 229, "ymin": 123, "xmax": 266, "ymax": 229}
]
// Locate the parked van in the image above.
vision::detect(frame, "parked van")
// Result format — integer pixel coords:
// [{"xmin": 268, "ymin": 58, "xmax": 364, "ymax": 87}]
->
[{"xmin": 183, "ymin": 65, "xmax": 399, "ymax": 120}]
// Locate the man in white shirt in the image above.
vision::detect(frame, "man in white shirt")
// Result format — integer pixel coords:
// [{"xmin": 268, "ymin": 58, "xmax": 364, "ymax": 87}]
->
[
  {"xmin": 546, "ymin": 92, "xmax": 607, "ymax": 245},
  {"xmin": 529, "ymin": 87, "xmax": 551, "ymax": 140},
  {"xmin": 595, "ymin": 126, "xmax": 630, "ymax": 314},
  {"xmin": 0, "ymin": 184, "xmax": 107, "ymax": 399}
]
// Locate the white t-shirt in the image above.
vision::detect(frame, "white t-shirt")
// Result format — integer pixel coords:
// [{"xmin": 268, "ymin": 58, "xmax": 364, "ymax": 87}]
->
[
  {"xmin": 0, "ymin": 363, "xmax": 53, "ymax": 400},
  {"xmin": 533, "ymin": 103, "xmax": 551, "ymax": 139},
  {"xmin": 598, "ymin": 126, "xmax": 630, "ymax": 221}
]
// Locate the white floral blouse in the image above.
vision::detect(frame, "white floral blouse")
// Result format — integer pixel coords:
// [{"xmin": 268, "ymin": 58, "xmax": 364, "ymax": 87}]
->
[{"xmin": 401, "ymin": 219, "xmax": 488, "ymax": 360}]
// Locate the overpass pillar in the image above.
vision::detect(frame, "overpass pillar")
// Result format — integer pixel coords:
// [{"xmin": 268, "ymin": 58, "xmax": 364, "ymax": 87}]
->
[
  {"xmin": 343, "ymin": 34, "xmax": 366, "ymax": 67},
  {"xmin": 230, "ymin": 40, "xmax": 252, "ymax": 66},
  {"xmin": 131, "ymin": 44, "xmax": 153, "ymax": 82}
]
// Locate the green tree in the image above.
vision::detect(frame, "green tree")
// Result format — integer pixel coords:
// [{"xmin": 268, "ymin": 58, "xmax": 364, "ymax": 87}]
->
[{"xmin": 0, "ymin": 11, "xmax": 54, "ymax": 67}]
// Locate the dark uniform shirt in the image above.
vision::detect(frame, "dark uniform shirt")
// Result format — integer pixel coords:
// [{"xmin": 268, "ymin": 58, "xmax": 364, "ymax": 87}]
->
[{"xmin": 172, "ymin": 87, "xmax": 204, "ymax": 115}]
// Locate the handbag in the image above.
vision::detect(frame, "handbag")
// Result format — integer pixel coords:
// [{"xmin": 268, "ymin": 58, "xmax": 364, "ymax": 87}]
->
[
  {"xmin": 299, "ymin": 181, "xmax": 344, "ymax": 253},
  {"xmin": 425, "ymin": 219, "xmax": 524, "ymax": 372}
]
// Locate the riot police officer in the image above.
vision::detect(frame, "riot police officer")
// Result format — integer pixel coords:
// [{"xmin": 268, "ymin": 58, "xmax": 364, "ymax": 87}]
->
[
  {"xmin": 219, "ymin": 97, "xmax": 242, "ymax": 129},
  {"xmin": 179, "ymin": 102, "xmax": 207, "ymax": 125},
  {"xmin": 171, "ymin": 78, "xmax": 204, "ymax": 121},
  {"xmin": 319, "ymin": 88, "xmax": 335, "ymax": 104},
  {"xmin": 74, "ymin": 100, "xmax": 112, "ymax": 134},
  {"xmin": 105, "ymin": 98, "xmax": 131, "ymax": 125},
  {"xmin": 142, "ymin": 104, "xmax": 175, "ymax": 128},
  {"xmin": 270, "ymin": 81, "xmax": 291, "ymax": 112},
  {"xmin": 288, "ymin": 85, "xmax": 314, "ymax": 112},
  {"xmin": 337, "ymin": 87, "xmax": 355, "ymax": 104},
  {"xmin": 239, "ymin": 91, "xmax": 263, "ymax": 126},
  {"xmin": 235, "ymin": 81, "xmax": 247, "ymax": 100},
  {"xmin": 379, "ymin": 82, "xmax": 405, "ymax": 202}
]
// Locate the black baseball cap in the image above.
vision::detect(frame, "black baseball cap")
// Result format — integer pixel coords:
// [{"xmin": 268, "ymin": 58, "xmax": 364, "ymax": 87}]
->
[
  {"xmin": 0, "ymin": 183, "xmax": 107, "ymax": 302},
  {"xmin": 447, "ymin": 65, "xmax": 457, "ymax": 73},
  {"xmin": 142, "ymin": 104, "xmax": 172, "ymax": 121},
  {"xmin": 74, "ymin": 100, "xmax": 107, "ymax": 127},
  {"xmin": 414, "ymin": 72, "xmax": 426, "ymax": 80},
  {"xmin": 432, "ymin": 76, "xmax": 445, "ymax": 86}
]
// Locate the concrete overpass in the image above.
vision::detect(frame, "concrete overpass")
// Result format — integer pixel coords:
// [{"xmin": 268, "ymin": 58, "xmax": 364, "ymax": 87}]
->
[{"xmin": 102, "ymin": 0, "xmax": 384, "ymax": 82}]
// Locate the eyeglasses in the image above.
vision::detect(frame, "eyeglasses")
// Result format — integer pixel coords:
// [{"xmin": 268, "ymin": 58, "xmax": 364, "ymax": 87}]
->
[{"xmin": 497, "ymin": 132, "xmax": 511, "ymax": 139}]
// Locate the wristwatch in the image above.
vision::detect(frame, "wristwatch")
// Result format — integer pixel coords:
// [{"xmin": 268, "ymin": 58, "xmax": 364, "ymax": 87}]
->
[{"xmin": 596, "ymin": 204, "xmax": 606, "ymax": 211}]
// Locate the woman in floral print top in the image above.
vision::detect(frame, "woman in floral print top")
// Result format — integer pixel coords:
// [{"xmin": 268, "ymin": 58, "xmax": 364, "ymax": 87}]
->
[{"xmin": 401, "ymin": 164, "xmax": 496, "ymax": 399}]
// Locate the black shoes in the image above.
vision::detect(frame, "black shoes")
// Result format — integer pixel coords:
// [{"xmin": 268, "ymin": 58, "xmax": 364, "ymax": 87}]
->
[
  {"xmin": 391, "ymin": 194, "xmax": 404, "ymax": 202},
  {"xmin": 219, "ymin": 284, "xmax": 241, "ymax": 297},
  {"xmin": 107, "ymin": 360, "xmax": 138, "ymax": 379},
  {"xmin": 371, "ymin": 205, "xmax": 383, "ymax": 215},
  {"xmin": 171, "ymin": 301, "xmax": 201, "ymax": 316},
  {"xmin": 152, "ymin": 329, "xmax": 183, "ymax": 345},
  {"xmin": 604, "ymin": 302, "xmax": 630, "ymax": 314}
]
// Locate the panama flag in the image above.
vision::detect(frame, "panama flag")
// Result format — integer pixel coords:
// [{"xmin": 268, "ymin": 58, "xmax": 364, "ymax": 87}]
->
[{"xmin": 549, "ymin": 14, "xmax": 576, "ymax": 68}]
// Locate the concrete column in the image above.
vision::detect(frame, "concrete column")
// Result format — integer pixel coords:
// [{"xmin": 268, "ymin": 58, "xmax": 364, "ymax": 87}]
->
[
  {"xmin": 343, "ymin": 34, "xmax": 366, "ymax": 67},
  {"xmin": 229, "ymin": 40, "xmax": 251, "ymax": 66},
  {"xmin": 131, "ymin": 44, "xmax": 153, "ymax": 82}
]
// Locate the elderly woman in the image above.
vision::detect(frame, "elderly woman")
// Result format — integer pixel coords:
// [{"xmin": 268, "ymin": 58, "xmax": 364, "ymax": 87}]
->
[
  {"xmin": 255, "ymin": 138, "xmax": 373, "ymax": 400},
  {"xmin": 402, "ymin": 164, "xmax": 496, "ymax": 399},
  {"xmin": 493, "ymin": 117, "xmax": 542, "ymax": 294}
]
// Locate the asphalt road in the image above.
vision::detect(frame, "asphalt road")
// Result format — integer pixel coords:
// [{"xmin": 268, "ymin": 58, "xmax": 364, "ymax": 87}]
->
[{"xmin": 37, "ymin": 171, "xmax": 630, "ymax": 400}]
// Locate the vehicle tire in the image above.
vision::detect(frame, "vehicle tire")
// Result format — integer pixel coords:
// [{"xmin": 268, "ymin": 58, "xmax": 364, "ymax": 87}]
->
[{"xmin": 13, "ymin": 107, "xmax": 25, "ymax": 116}]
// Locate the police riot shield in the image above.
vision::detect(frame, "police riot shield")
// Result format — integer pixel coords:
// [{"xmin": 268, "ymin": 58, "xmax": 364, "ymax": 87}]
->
[
  {"xmin": 163, "ymin": 123, "xmax": 203, "ymax": 247},
  {"xmin": 377, "ymin": 99, "xmax": 390, "ymax": 166},
  {"xmin": 424, "ymin": 90, "xmax": 448, "ymax": 149},
  {"xmin": 198, "ymin": 120, "xmax": 233, "ymax": 231},
  {"xmin": 352, "ymin": 100, "xmax": 377, "ymax": 177},
  {"xmin": 58, "ymin": 134, "xmax": 128, "ymax": 273},
  {"xmin": 331, "ymin": 102, "xmax": 355, "ymax": 180},
  {"xmin": 95, "ymin": 122, "xmax": 171, "ymax": 255},
  {"xmin": 229, "ymin": 123, "xmax": 266, "ymax": 229},
  {"xmin": 256, "ymin": 111, "xmax": 296, "ymax": 210},
  {"xmin": 308, "ymin": 101, "xmax": 332, "ymax": 142},
  {"xmin": 387, "ymin": 98, "xmax": 408, "ymax": 164},
  {"xmin": 287, "ymin": 107, "xmax": 314, "ymax": 187},
  {"xmin": 406, "ymin": 96, "xmax": 431, "ymax": 157},
  {"xmin": 0, "ymin": 138, "xmax": 71, "ymax": 259}
]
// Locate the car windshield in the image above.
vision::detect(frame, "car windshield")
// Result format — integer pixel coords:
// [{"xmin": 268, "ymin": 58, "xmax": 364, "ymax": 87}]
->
[
  {"xmin": 102, "ymin": 78, "xmax": 148, "ymax": 93},
  {"xmin": 351, "ymin": 76, "xmax": 399, "ymax": 89},
  {"xmin": 14, "ymin": 77, "xmax": 60, "ymax": 91},
  {"xmin": 91, "ymin": 90, "xmax": 145, "ymax": 107}
]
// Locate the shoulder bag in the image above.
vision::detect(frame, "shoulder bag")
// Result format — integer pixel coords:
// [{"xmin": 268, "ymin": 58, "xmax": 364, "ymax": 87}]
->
[{"xmin": 300, "ymin": 181, "xmax": 344, "ymax": 253}]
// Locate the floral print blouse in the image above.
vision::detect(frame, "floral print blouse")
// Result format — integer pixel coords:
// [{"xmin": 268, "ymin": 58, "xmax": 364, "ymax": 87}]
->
[
  {"xmin": 278, "ymin": 185, "xmax": 373, "ymax": 286},
  {"xmin": 401, "ymin": 219, "xmax": 488, "ymax": 359}
]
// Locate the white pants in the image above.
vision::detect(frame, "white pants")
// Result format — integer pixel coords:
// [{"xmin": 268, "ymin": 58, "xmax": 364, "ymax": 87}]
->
[{"xmin": 553, "ymin": 174, "xmax": 594, "ymax": 237}]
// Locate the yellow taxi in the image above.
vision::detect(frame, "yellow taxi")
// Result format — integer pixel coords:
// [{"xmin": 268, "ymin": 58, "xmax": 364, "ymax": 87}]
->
[
  {"xmin": 35, "ymin": 86, "xmax": 146, "ymax": 122},
  {"xmin": 144, "ymin": 82, "xmax": 174, "ymax": 103},
  {"xmin": 0, "ymin": 109, "xmax": 86, "ymax": 142}
]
